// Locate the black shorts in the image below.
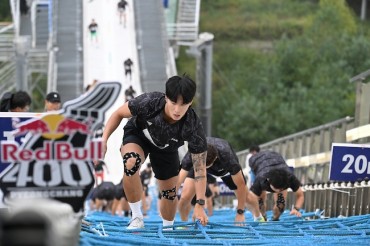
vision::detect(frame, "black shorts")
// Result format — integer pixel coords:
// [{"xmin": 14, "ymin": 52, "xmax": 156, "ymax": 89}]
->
[
  {"xmin": 95, "ymin": 182, "xmax": 115, "ymax": 200},
  {"xmin": 89, "ymin": 187, "xmax": 97, "ymax": 201},
  {"xmin": 190, "ymin": 185, "xmax": 213, "ymax": 205},
  {"xmin": 122, "ymin": 126, "xmax": 180, "ymax": 180},
  {"xmin": 188, "ymin": 170, "xmax": 245, "ymax": 190},
  {"xmin": 206, "ymin": 174, "xmax": 217, "ymax": 185},
  {"xmin": 219, "ymin": 175, "xmax": 246, "ymax": 190},
  {"xmin": 114, "ymin": 184, "xmax": 126, "ymax": 200}
]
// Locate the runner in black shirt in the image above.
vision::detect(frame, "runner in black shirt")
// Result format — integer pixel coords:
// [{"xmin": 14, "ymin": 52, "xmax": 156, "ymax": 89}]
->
[
  {"xmin": 93, "ymin": 160, "xmax": 109, "ymax": 186},
  {"xmin": 124, "ymin": 85, "xmax": 136, "ymax": 102},
  {"xmin": 111, "ymin": 179, "xmax": 130, "ymax": 217},
  {"xmin": 102, "ymin": 74, "xmax": 208, "ymax": 229},
  {"xmin": 178, "ymin": 137, "xmax": 264, "ymax": 225},
  {"xmin": 117, "ymin": 0, "xmax": 129, "ymax": 27},
  {"xmin": 249, "ymin": 150, "xmax": 304, "ymax": 221},
  {"xmin": 90, "ymin": 181, "xmax": 115, "ymax": 212},
  {"xmin": 123, "ymin": 58, "xmax": 133, "ymax": 81}
]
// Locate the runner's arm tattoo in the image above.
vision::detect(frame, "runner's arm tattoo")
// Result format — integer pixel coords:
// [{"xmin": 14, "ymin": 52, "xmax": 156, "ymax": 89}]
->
[{"xmin": 191, "ymin": 151, "xmax": 207, "ymax": 182}]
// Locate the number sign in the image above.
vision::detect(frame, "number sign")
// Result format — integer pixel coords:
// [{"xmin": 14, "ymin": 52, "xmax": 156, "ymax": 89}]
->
[{"xmin": 330, "ymin": 143, "xmax": 370, "ymax": 182}]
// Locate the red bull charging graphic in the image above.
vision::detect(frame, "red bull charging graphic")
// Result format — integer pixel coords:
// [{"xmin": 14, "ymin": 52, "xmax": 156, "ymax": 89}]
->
[{"xmin": 0, "ymin": 82, "xmax": 121, "ymax": 212}]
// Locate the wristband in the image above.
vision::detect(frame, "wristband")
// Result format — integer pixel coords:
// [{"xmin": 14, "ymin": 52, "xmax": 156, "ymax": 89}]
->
[
  {"xmin": 293, "ymin": 206, "xmax": 300, "ymax": 211},
  {"xmin": 195, "ymin": 199, "xmax": 205, "ymax": 206}
]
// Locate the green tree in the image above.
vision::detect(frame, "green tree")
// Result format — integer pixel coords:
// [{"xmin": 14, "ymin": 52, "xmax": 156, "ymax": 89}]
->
[
  {"xmin": 0, "ymin": 1, "xmax": 11, "ymax": 21},
  {"xmin": 206, "ymin": 0, "xmax": 370, "ymax": 150}
]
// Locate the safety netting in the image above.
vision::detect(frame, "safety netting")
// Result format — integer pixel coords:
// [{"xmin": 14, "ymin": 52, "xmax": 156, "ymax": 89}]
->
[{"xmin": 80, "ymin": 207, "xmax": 370, "ymax": 245}]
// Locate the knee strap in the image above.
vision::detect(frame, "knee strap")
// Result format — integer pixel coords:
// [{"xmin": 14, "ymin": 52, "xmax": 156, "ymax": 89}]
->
[
  {"xmin": 123, "ymin": 152, "xmax": 141, "ymax": 176},
  {"xmin": 161, "ymin": 187, "xmax": 177, "ymax": 201},
  {"xmin": 276, "ymin": 193, "xmax": 285, "ymax": 213}
]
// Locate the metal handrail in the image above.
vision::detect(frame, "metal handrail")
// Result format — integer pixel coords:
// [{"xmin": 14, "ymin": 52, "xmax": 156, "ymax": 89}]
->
[
  {"xmin": 261, "ymin": 116, "xmax": 353, "ymax": 149},
  {"xmin": 31, "ymin": 0, "xmax": 50, "ymax": 48},
  {"xmin": 9, "ymin": 0, "xmax": 20, "ymax": 38},
  {"xmin": 0, "ymin": 23, "xmax": 14, "ymax": 34},
  {"xmin": 28, "ymin": 49, "xmax": 48, "ymax": 72},
  {"xmin": 0, "ymin": 61, "xmax": 16, "ymax": 93},
  {"xmin": 47, "ymin": 48, "xmax": 56, "ymax": 92},
  {"xmin": 167, "ymin": 0, "xmax": 200, "ymax": 43}
]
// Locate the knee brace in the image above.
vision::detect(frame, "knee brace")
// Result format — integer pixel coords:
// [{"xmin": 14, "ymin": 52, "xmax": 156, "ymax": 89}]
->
[
  {"xmin": 123, "ymin": 152, "xmax": 141, "ymax": 176},
  {"xmin": 161, "ymin": 187, "xmax": 177, "ymax": 201},
  {"xmin": 276, "ymin": 193, "xmax": 285, "ymax": 213}
]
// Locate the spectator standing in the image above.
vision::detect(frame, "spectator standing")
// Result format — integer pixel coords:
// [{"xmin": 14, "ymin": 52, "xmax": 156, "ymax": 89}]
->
[
  {"xmin": 44, "ymin": 92, "xmax": 61, "ymax": 112},
  {"xmin": 0, "ymin": 91, "xmax": 31, "ymax": 112}
]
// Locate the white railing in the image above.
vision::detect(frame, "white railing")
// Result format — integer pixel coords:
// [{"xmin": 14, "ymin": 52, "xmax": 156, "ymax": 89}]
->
[
  {"xmin": 167, "ymin": 46, "xmax": 178, "ymax": 77},
  {"xmin": 166, "ymin": 0, "xmax": 201, "ymax": 45},
  {"xmin": 27, "ymin": 49, "xmax": 48, "ymax": 72},
  {"xmin": 0, "ymin": 61, "xmax": 16, "ymax": 94},
  {"xmin": 31, "ymin": 0, "xmax": 50, "ymax": 48},
  {"xmin": 9, "ymin": 0, "xmax": 20, "ymax": 38},
  {"xmin": 167, "ymin": 23, "xmax": 198, "ymax": 41},
  {"xmin": 47, "ymin": 48, "xmax": 57, "ymax": 92},
  {"xmin": 0, "ymin": 23, "xmax": 14, "ymax": 34}
]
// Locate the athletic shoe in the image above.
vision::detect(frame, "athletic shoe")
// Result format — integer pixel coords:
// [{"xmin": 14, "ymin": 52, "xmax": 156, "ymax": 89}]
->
[
  {"xmin": 127, "ymin": 217, "xmax": 144, "ymax": 229},
  {"xmin": 254, "ymin": 216, "xmax": 266, "ymax": 222}
]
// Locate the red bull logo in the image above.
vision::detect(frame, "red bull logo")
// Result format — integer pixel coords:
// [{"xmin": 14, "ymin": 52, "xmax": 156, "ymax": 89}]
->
[
  {"xmin": 1, "ymin": 140, "xmax": 102, "ymax": 162},
  {"xmin": 1, "ymin": 114, "xmax": 102, "ymax": 162},
  {"xmin": 16, "ymin": 114, "xmax": 90, "ymax": 139}
]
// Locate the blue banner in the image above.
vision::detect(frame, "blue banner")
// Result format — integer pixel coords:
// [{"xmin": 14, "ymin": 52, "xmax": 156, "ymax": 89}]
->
[
  {"xmin": 0, "ymin": 113, "xmax": 39, "ymax": 174},
  {"xmin": 217, "ymin": 181, "xmax": 234, "ymax": 196},
  {"xmin": 330, "ymin": 143, "xmax": 370, "ymax": 182}
]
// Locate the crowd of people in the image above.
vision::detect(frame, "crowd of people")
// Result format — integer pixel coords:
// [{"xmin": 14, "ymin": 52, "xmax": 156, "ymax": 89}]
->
[
  {"xmin": 97, "ymin": 74, "xmax": 305, "ymax": 230},
  {"xmin": 0, "ymin": 71, "xmax": 303, "ymax": 232},
  {"xmin": 1, "ymin": 0, "xmax": 304, "ymax": 231},
  {"xmin": 0, "ymin": 90, "xmax": 61, "ymax": 113},
  {"xmin": 1, "ymin": 73, "xmax": 304, "ymax": 230}
]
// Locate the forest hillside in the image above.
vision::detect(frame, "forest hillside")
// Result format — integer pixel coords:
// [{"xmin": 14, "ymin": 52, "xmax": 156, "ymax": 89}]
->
[{"xmin": 177, "ymin": 0, "xmax": 370, "ymax": 150}]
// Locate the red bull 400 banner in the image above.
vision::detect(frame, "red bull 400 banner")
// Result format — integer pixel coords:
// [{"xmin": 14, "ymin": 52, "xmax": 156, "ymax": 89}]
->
[{"xmin": 0, "ymin": 82, "xmax": 121, "ymax": 212}]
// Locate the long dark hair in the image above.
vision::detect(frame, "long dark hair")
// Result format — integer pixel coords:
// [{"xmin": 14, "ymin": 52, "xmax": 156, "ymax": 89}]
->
[
  {"xmin": 0, "ymin": 91, "xmax": 31, "ymax": 112},
  {"xmin": 0, "ymin": 92, "xmax": 13, "ymax": 112}
]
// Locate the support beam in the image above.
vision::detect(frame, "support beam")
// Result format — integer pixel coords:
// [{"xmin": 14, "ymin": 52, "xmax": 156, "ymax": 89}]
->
[
  {"xmin": 186, "ymin": 32, "xmax": 214, "ymax": 136},
  {"xmin": 361, "ymin": 0, "xmax": 367, "ymax": 21}
]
